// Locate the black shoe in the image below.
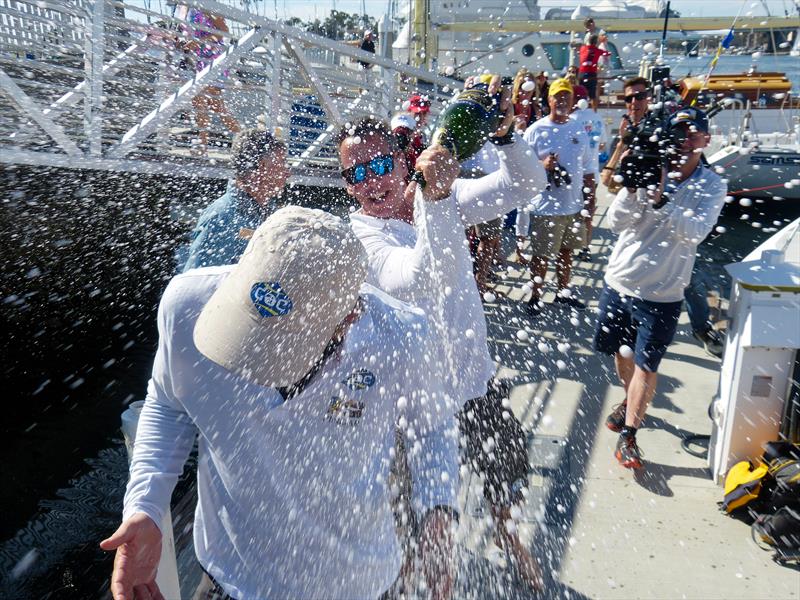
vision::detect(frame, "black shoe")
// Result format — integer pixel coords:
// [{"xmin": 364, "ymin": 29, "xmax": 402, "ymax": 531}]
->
[
  {"xmin": 693, "ymin": 326, "xmax": 724, "ymax": 358},
  {"xmin": 605, "ymin": 402, "xmax": 627, "ymax": 433},
  {"xmin": 553, "ymin": 295, "xmax": 586, "ymax": 311},
  {"xmin": 576, "ymin": 247, "xmax": 592, "ymax": 262},
  {"xmin": 615, "ymin": 434, "xmax": 644, "ymax": 469},
  {"xmin": 526, "ymin": 297, "xmax": 543, "ymax": 317}
]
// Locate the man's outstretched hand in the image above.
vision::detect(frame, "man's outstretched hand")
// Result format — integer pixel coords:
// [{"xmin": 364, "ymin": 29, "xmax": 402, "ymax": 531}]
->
[{"xmin": 100, "ymin": 513, "xmax": 164, "ymax": 600}]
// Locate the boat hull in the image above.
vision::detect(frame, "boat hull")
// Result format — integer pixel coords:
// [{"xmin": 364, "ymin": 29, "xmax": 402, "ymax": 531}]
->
[{"xmin": 707, "ymin": 145, "xmax": 800, "ymax": 200}]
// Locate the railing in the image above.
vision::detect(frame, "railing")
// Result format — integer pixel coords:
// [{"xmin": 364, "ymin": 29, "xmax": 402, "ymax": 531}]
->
[{"xmin": 0, "ymin": 0, "xmax": 461, "ymax": 186}]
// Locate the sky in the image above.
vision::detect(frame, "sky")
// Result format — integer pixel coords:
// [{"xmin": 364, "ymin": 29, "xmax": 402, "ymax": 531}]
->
[{"xmin": 271, "ymin": 1, "xmax": 797, "ymax": 22}]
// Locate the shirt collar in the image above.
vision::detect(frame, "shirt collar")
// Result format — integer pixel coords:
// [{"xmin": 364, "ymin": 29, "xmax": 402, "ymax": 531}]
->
[{"xmin": 230, "ymin": 182, "xmax": 273, "ymax": 218}]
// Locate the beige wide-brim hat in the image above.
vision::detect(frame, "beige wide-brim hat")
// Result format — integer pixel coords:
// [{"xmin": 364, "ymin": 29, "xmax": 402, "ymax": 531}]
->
[{"xmin": 193, "ymin": 206, "xmax": 368, "ymax": 388}]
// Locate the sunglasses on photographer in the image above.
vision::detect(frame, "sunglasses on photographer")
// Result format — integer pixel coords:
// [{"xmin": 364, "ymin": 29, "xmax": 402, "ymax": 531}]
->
[
  {"xmin": 624, "ymin": 91, "xmax": 650, "ymax": 103},
  {"xmin": 340, "ymin": 154, "xmax": 395, "ymax": 185}
]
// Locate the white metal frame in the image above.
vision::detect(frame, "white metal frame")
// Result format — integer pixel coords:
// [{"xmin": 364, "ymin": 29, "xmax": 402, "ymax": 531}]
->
[{"xmin": 0, "ymin": 0, "xmax": 460, "ymax": 185}]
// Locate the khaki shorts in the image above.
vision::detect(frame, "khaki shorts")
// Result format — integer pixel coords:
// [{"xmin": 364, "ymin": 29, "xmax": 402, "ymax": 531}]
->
[
  {"xmin": 473, "ymin": 217, "xmax": 503, "ymax": 239},
  {"xmin": 529, "ymin": 213, "xmax": 586, "ymax": 258}
]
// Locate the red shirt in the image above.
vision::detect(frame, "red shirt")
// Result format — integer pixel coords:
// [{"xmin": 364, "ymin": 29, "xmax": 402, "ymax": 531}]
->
[{"xmin": 579, "ymin": 44, "xmax": 611, "ymax": 74}]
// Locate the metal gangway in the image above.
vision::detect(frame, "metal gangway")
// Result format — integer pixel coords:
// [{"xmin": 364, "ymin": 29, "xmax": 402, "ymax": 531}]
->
[{"xmin": 0, "ymin": 0, "xmax": 458, "ymax": 186}]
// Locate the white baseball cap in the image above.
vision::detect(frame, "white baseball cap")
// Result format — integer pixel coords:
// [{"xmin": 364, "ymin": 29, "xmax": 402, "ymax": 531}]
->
[
  {"xmin": 391, "ymin": 112, "xmax": 417, "ymax": 131},
  {"xmin": 193, "ymin": 206, "xmax": 368, "ymax": 387}
]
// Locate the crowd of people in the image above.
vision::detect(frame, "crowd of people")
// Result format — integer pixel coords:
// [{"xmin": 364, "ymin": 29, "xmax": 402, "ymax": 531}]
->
[{"xmin": 100, "ymin": 37, "xmax": 729, "ymax": 598}]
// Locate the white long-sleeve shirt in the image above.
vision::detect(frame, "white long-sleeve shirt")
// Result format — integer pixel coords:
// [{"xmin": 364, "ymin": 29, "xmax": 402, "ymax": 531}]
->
[
  {"xmin": 123, "ymin": 267, "xmax": 459, "ymax": 600},
  {"xmin": 350, "ymin": 135, "xmax": 545, "ymax": 403},
  {"xmin": 605, "ymin": 165, "xmax": 727, "ymax": 302}
]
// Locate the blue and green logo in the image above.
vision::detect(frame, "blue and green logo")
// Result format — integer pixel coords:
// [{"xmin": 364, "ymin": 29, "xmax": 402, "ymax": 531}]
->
[
  {"xmin": 343, "ymin": 369, "xmax": 376, "ymax": 391},
  {"xmin": 250, "ymin": 282, "xmax": 293, "ymax": 318}
]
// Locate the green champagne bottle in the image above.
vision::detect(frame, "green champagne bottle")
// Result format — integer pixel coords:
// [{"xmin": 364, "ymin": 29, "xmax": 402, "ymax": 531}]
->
[{"xmin": 412, "ymin": 82, "xmax": 501, "ymax": 187}]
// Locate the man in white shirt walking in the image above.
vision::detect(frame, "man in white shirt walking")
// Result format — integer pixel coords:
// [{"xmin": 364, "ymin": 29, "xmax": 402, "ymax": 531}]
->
[
  {"xmin": 100, "ymin": 207, "xmax": 459, "ymax": 600},
  {"xmin": 569, "ymin": 84, "xmax": 607, "ymax": 262},
  {"xmin": 336, "ymin": 79, "xmax": 547, "ymax": 590},
  {"xmin": 594, "ymin": 107, "xmax": 726, "ymax": 469},
  {"xmin": 521, "ymin": 78, "xmax": 596, "ymax": 317}
]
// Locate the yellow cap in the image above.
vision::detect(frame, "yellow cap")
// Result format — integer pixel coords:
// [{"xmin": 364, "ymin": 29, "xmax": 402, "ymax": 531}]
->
[
  {"xmin": 479, "ymin": 73, "xmax": 496, "ymax": 85},
  {"xmin": 548, "ymin": 78, "xmax": 574, "ymax": 97}
]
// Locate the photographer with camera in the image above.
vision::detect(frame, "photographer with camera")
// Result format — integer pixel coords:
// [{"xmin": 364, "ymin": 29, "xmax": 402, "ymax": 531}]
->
[
  {"xmin": 592, "ymin": 107, "xmax": 727, "ymax": 469},
  {"xmin": 521, "ymin": 78, "xmax": 594, "ymax": 317},
  {"xmin": 600, "ymin": 77, "xmax": 651, "ymax": 194}
]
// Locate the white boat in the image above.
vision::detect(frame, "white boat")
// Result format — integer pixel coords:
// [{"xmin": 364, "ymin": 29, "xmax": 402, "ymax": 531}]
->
[{"xmin": 707, "ymin": 101, "xmax": 800, "ymax": 201}]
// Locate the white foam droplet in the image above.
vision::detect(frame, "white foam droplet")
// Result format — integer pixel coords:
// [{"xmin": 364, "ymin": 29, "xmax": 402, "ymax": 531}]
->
[
  {"xmin": 483, "ymin": 291, "xmax": 497, "ymax": 303},
  {"xmin": 577, "ymin": 99, "xmax": 589, "ymax": 110},
  {"xmin": 521, "ymin": 80, "xmax": 536, "ymax": 92},
  {"xmin": 619, "ymin": 344, "xmax": 634, "ymax": 358}
]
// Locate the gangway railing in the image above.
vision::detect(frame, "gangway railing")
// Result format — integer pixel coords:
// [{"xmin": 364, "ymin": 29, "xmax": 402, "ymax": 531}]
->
[{"xmin": 0, "ymin": 0, "xmax": 461, "ymax": 186}]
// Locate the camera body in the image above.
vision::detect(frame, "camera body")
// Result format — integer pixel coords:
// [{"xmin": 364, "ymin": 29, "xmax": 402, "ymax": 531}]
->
[{"xmin": 618, "ymin": 110, "xmax": 670, "ymax": 190}]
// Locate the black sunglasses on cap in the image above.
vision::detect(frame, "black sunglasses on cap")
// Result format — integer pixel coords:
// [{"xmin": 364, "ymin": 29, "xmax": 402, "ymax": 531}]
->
[
  {"xmin": 340, "ymin": 154, "xmax": 395, "ymax": 185},
  {"xmin": 624, "ymin": 91, "xmax": 650, "ymax": 103}
]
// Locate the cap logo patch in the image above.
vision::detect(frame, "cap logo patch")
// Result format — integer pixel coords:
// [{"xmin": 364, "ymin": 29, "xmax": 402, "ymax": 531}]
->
[
  {"xmin": 250, "ymin": 282, "xmax": 293, "ymax": 317},
  {"xmin": 343, "ymin": 369, "xmax": 376, "ymax": 391}
]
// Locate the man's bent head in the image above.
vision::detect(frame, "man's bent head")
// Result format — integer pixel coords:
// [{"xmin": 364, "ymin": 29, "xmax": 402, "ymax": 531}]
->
[{"xmin": 193, "ymin": 206, "xmax": 368, "ymax": 387}]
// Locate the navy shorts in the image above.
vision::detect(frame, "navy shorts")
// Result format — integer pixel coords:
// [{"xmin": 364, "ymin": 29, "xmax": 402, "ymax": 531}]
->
[
  {"xmin": 579, "ymin": 73, "xmax": 598, "ymax": 100},
  {"xmin": 593, "ymin": 285, "xmax": 682, "ymax": 372}
]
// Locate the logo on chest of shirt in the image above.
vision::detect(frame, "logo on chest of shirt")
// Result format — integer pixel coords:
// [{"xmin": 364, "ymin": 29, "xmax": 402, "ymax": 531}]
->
[
  {"xmin": 326, "ymin": 397, "xmax": 366, "ymax": 424},
  {"xmin": 571, "ymin": 137, "xmax": 580, "ymax": 144},
  {"xmin": 250, "ymin": 282, "xmax": 293, "ymax": 318},
  {"xmin": 342, "ymin": 368, "xmax": 376, "ymax": 391}
]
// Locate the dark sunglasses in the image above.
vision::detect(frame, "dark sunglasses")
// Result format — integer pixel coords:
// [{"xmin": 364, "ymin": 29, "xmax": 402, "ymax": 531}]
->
[
  {"xmin": 624, "ymin": 91, "xmax": 650, "ymax": 103},
  {"xmin": 340, "ymin": 154, "xmax": 394, "ymax": 185}
]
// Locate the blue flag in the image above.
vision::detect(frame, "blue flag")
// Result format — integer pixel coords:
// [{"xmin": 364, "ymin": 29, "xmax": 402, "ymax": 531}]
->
[{"xmin": 721, "ymin": 28, "xmax": 735, "ymax": 49}]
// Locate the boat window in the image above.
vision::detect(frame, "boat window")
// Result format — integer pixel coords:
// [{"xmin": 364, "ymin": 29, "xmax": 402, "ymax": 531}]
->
[
  {"xmin": 604, "ymin": 42, "xmax": 624, "ymax": 70},
  {"xmin": 522, "ymin": 43, "xmax": 534, "ymax": 57},
  {"xmin": 540, "ymin": 43, "xmax": 570, "ymax": 71}
]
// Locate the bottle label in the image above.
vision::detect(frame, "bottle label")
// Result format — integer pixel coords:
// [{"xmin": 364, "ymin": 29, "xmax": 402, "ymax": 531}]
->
[{"xmin": 455, "ymin": 88, "xmax": 496, "ymax": 115}]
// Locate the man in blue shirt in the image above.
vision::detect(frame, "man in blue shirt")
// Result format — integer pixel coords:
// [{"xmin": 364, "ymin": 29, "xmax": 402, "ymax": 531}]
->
[{"xmin": 181, "ymin": 129, "xmax": 288, "ymax": 271}]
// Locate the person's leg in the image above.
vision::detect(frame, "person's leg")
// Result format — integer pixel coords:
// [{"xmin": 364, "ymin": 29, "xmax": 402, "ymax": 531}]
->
[
  {"xmin": 623, "ymin": 367, "xmax": 658, "ymax": 428},
  {"xmin": 527, "ymin": 214, "xmax": 565, "ymax": 313},
  {"xmin": 615, "ymin": 297, "xmax": 682, "ymax": 468},
  {"xmin": 555, "ymin": 247, "xmax": 573, "ymax": 290},
  {"xmin": 529, "ymin": 256, "xmax": 548, "ymax": 304},
  {"xmin": 486, "ymin": 235, "xmax": 502, "ymax": 282},
  {"xmin": 578, "ymin": 182, "xmax": 597, "ymax": 261},
  {"xmin": 685, "ymin": 264, "xmax": 724, "ymax": 357},
  {"xmin": 515, "ymin": 209, "xmax": 531, "ymax": 265},
  {"xmin": 553, "ymin": 215, "xmax": 586, "ymax": 309},
  {"xmin": 475, "ymin": 234, "xmax": 493, "ymax": 293},
  {"xmin": 492, "ymin": 504, "xmax": 543, "ymax": 591},
  {"xmin": 205, "ymin": 87, "xmax": 241, "ymax": 135},
  {"xmin": 192, "ymin": 93, "xmax": 211, "ymax": 153},
  {"xmin": 476, "ymin": 383, "xmax": 543, "ymax": 591},
  {"xmin": 684, "ymin": 265, "xmax": 709, "ymax": 334},
  {"xmin": 615, "ymin": 352, "xmax": 635, "ymax": 392},
  {"xmin": 593, "ymin": 286, "xmax": 635, "ymax": 432}
]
